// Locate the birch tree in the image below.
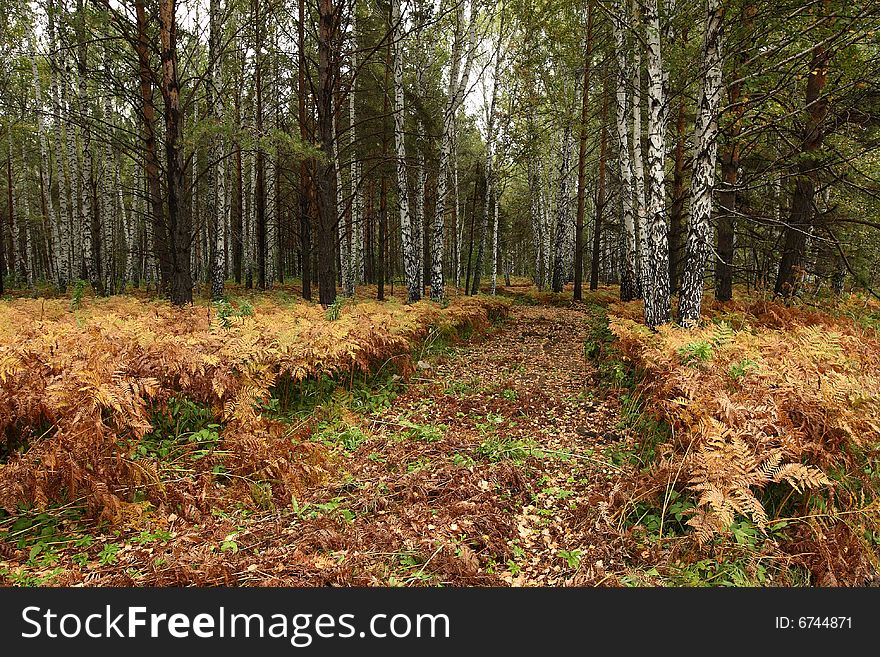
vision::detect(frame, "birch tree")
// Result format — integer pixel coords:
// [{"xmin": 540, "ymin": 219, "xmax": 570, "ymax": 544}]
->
[
  {"xmin": 614, "ymin": 0, "xmax": 638, "ymax": 301},
  {"xmin": 643, "ymin": 0, "xmax": 671, "ymax": 327},
  {"xmin": 678, "ymin": 0, "xmax": 724, "ymax": 325},
  {"xmin": 393, "ymin": 0, "xmax": 420, "ymax": 302},
  {"xmin": 430, "ymin": 0, "xmax": 478, "ymax": 301}
]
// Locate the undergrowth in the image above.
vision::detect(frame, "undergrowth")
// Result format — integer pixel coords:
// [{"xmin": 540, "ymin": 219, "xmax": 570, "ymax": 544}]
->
[
  {"xmin": 0, "ymin": 294, "xmax": 509, "ymax": 520},
  {"xmin": 592, "ymin": 294, "xmax": 880, "ymax": 586}
]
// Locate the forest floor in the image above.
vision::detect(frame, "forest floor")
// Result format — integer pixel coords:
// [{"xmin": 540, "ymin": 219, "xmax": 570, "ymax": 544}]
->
[
  {"xmin": 3, "ymin": 286, "xmax": 878, "ymax": 587},
  {"xmin": 0, "ymin": 297, "xmax": 650, "ymax": 586}
]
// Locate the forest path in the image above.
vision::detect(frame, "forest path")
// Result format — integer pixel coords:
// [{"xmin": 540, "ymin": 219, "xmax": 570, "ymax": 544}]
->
[
  {"xmin": 297, "ymin": 302, "xmax": 634, "ymax": 586},
  {"xmin": 406, "ymin": 302, "xmax": 628, "ymax": 585}
]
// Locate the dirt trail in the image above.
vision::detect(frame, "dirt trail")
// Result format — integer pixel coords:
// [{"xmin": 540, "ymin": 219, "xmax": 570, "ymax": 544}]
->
[{"xmin": 294, "ymin": 302, "xmax": 634, "ymax": 586}]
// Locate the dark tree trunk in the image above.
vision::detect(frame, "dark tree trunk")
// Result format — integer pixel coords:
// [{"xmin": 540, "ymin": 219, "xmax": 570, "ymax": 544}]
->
[
  {"xmin": 314, "ymin": 0, "xmax": 340, "ymax": 306},
  {"xmin": 298, "ymin": 0, "xmax": 311, "ymax": 300},
  {"xmin": 715, "ymin": 2, "xmax": 754, "ymax": 303},
  {"xmin": 464, "ymin": 176, "xmax": 478, "ymax": 295},
  {"xmin": 253, "ymin": 0, "xmax": 266, "ymax": 290},
  {"xmin": 232, "ymin": 74, "xmax": 243, "ymax": 284},
  {"xmin": 135, "ymin": 0, "xmax": 169, "ymax": 296},
  {"xmin": 158, "ymin": 0, "xmax": 192, "ymax": 305},
  {"xmin": 378, "ymin": 175, "xmax": 387, "ymax": 301},
  {"xmin": 470, "ymin": 167, "xmax": 487, "ymax": 295},
  {"xmin": 774, "ymin": 42, "xmax": 829, "ymax": 298}
]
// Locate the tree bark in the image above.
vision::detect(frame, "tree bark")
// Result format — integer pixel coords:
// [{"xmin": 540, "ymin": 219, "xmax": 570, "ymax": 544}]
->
[
  {"xmin": 552, "ymin": 125, "xmax": 573, "ymax": 293},
  {"xmin": 315, "ymin": 0, "xmax": 341, "ymax": 306},
  {"xmin": 431, "ymin": 1, "xmax": 478, "ymax": 301},
  {"xmin": 774, "ymin": 37, "xmax": 830, "ymax": 297},
  {"xmin": 643, "ymin": 0, "xmax": 671, "ymax": 327},
  {"xmin": 574, "ymin": 0, "xmax": 594, "ymax": 301},
  {"xmin": 590, "ymin": 75, "xmax": 610, "ymax": 291},
  {"xmin": 678, "ymin": 0, "xmax": 724, "ymax": 325},
  {"xmin": 392, "ymin": 0, "xmax": 419, "ymax": 303},
  {"xmin": 159, "ymin": 0, "xmax": 193, "ymax": 305},
  {"xmin": 614, "ymin": 0, "xmax": 638, "ymax": 301},
  {"xmin": 135, "ymin": 0, "xmax": 169, "ymax": 294}
]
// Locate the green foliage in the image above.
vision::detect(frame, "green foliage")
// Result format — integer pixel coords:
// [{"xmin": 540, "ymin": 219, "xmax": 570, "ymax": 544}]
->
[
  {"xmin": 477, "ymin": 437, "xmax": 542, "ymax": 463},
  {"xmin": 677, "ymin": 340, "xmax": 714, "ymax": 366},
  {"xmin": 729, "ymin": 357, "xmax": 758, "ymax": 381},
  {"xmin": 69, "ymin": 279, "xmax": 86, "ymax": 311},
  {"xmin": 397, "ymin": 419, "xmax": 444, "ymax": 443},
  {"xmin": 325, "ymin": 297, "xmax": 346, "ymax": 321},
  {"xmin": 557, "ymin": 549, "xmax": 582, "ymax": 569},
  {"xmin": 214, "ymin": 298, "xmax": 254, "ymax": 329},
  {"xmin": 316, "ymin": 419, "xmax": 368, "ymax": 451}
]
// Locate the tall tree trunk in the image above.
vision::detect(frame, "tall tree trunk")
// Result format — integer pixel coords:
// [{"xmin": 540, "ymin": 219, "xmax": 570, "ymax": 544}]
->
[
  {"xmin": 774, "ymin": 35, "xmax": 830, "ymax": 297},
  {"xmin": 590, "ymin": 75, "xmax": 610, "ymax": 291},
  {"xmin": 159, "ymin": 0, "xmax": 193, "ymax": 305},
  {"xmin": 643, "ymin": 0, "xmax": 671, "ymax": 327},
  {"xmin": 392, "ymin": 0, "xmax": 419, "ymax": 303},
  {"xmin": 668, "ymin": 93, "xmax": 686, "ymax": 293},
  {"xmin": 715, "ymin": 1, "xmax": 754, "ymax": 303},
  {"xmin": 377, "ymin": 30, "xmax": 391, "ymax": 301},
  {"xmin": 431, "ymin": 0, "xmax": 478, "ymax": 301},
  {"xmin": 48, "ymin": 0, "xmax": 72, "ymax": 293},
  {"xmin": 297, "ymin": 0, "xmax": 311, "ymax": 300},
  {"xmin": 29, "ymin": 36, "xmax": 59, "ymax": 290},
  {"xmin": 529, "ymin": 159, "xmax": 543, "ymax": 288},
  {"xmin": 614, "ymin": 0, "xmax": 638, "ymax": 301},
  {"xmin": 452, "ymin": 122, "xmax": 462, "ymax": 289},
  {"xmin": 101, "ymin": 78, "xmax": 117, "ymax": 295},
  {"xmin": 135, "ymin": 0, "xmax": 168, "ymax": 294},
  {"xmin": 315, "ymin": 0, "xmax": 340, "ymax": 306},
  {"xmin": 574, "ymin": 0, "xmax": 594, "ymax": 301},
  {"xmin": 490, "ymin": 186, "xmax": 499, "ymax": 295},
  {"xmin": 335, "ymin": 112, "xmax": 353, "ymax": 296},
  {"xmin": 552, "ymin": 125, "xmax": 573, "ymax": 293},
  {"xmin": 75, "ymin": 0, "xmax": 99, "ymax": 293},
  {"xmin": 349, "ymin": 7, "xmax": 362, "ymax": 290},
  {"xmin": 209, "ymin": 0, "xmax": 226, "ymax": 300},
  {"xmin": 678, "ymin": 0, "xmax": 724, "ymax": 325},
  {"xmin": 253, "ymin": 0, "xmax": 266, "ymax": 290},
  {"xmin": 631, "ymin": 0, "xmax": 648, "ymax": 299}
]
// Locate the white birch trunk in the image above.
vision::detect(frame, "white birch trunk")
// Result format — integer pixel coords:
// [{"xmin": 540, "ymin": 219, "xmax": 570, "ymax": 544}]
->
[
  {"xmin": 349, "ymin": 5, "xmax": 363, "ymax": 288},
  {"xmin": 393, "ymin": 0, "xmax": 419, "ymax": 302},
  {"xmin": 490, "ymin": 189, "xmax": 499, "ymax": 295},
  {"xmin": 76, "ymin": 31, "xmax": 97, "ymax": 292},
  {"xmin": 29, "ymin": 37, "xmax": 59, "ymax": 287},
  {"xmin": 208, "ymin": 0, "xmax": 226, "ymax": 300},
  {"xmin": 614, "ymin": 0, "xmax": 638, "ymax": 300},
  {"xmin": 644, "ymin": 0, "xmax": 671, "ymax": 327},
  {"xmin": 431, "ymin": 0, "xmax": 478, "ymax": 301},
  {"xmin": 551, "ymin": 125, "xmax": 573, "ymax": 293},
  {"xmin": 415, "ymin": 144, "xmax": 425, "ymax": 293},
  {"xmin": 101, "ymin": 88, "xmax": 116, "ymax": 293},
  {"xmin": 631, "ymin": 2, "xmax": 648, "ymax": 297},
  {"xmin": 48, "ymin": 0, "xmax": 72, "ymax": 289},
  {"xmin": 679, "ymin": 0, "xmax": 724, "ymax": 325}
]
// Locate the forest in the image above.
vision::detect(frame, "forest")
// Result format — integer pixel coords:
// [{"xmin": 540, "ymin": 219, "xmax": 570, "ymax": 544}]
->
[{"xmin": 0, "ymin": 0, "xmax": 879, "ymax": 588}]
